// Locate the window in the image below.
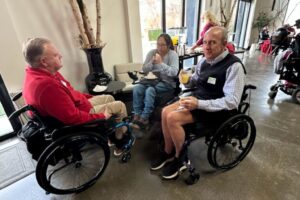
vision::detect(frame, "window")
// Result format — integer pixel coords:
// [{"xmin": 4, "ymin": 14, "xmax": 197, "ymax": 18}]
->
[
  {"xmin": 233, "ymin": 0, "xmax": 251, "ymax": 48},
  {"xmin": 139, "ymin": 0, "xmax": 162, "ymax": 59},
  {"xmin": 166, "ymin": 0, "xmax": 182, "ymax": 29},
  {"xmin": 139, "ymin": 0, "xmax": 202, "ymax": 65}
]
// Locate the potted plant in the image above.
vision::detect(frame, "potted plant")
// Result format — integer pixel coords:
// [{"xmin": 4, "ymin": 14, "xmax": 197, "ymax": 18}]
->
[
  {"xmin": 69, "ymin": 0, "xmax": 111, "ymax": 93},
  {"xmin": 253, "ymin": 12, "xmax": 273, "ymax": 37}
]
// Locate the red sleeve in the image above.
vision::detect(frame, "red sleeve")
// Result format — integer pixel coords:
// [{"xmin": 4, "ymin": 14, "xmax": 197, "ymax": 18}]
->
[
  {"xmin": 38, "ymin": 83, "xmax": 105, "ymax": 125},
  {"xmin": 196, "ymin": 23, "xmax": 215, "ymax": 46}
]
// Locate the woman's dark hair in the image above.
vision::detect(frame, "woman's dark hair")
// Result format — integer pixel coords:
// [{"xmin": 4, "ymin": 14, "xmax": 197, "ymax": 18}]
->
[{"xmin": 158, "ymin": 33, "xmax": 174, "ymax": 50}]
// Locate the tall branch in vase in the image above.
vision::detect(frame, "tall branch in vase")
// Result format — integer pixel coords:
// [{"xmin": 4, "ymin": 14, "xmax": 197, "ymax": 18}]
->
[
  {"xmin": 69, "ymin": 0, "xmax": 111, "ymax": 93},
  {"xmin": 219, "ymin": 0, "xmax": 238, "ymax": 28},
  {"xmin": 96, "ymin": 0, "xmax": 102, "ymax": 46},
  {"xmin": 69, "ymin": 0, "xmax": 105, "ymax": 48}
]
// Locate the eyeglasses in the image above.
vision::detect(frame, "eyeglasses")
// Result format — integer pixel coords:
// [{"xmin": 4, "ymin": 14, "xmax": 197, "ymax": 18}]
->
[{"xmin": 157, "ymin": 43, "xmax": 167, "ymax": 47}]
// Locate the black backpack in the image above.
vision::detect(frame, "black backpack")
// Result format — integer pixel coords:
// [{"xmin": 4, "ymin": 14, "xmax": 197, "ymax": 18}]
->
[{"xmin": 18, "ymin": 120, "xmax": 50, "ymax": 160}]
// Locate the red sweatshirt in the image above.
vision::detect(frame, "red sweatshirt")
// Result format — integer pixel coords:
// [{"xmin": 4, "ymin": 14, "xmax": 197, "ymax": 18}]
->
[
  {"xmin": 196, "ymin": 22, "xmax": 216, "ymax": 46},
  {"xmin": 23, "ymin": 66, "xmax": 105, "ymax": 125}
]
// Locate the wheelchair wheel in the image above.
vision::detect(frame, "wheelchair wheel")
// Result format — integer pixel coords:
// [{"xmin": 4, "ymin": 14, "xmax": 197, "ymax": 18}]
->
[
  {"xmin": 36, "ymin": 132, "xmax": 110, "ymax": 194},
  {"xmin": 207, "ymin": 114, "xmax": 256, "ymax": 170}
]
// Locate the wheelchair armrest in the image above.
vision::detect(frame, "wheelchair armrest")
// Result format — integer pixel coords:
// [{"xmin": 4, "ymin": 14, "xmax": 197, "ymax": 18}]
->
[{"xmin": 8, "ymin": 105, "xmax": 35, "ymax": 120}]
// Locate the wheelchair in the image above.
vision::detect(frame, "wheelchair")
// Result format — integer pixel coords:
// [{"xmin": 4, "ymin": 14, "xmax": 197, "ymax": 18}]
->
[
  {"xmin": 173, "ymin": 84, "xmax": 257, "ymax": 185},
  {"xmin": 9, "ymin": 93, "xmax": 135, "ymax": 195},
  {"xmin": 268, "ymin": 33, "xmax": 300, "ymax": 104}
]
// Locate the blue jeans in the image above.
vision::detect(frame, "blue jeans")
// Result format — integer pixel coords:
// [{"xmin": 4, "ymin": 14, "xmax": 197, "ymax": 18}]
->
[{"xmin": 133, "ymin": 82, "xmax": 174, "ymax": 120}]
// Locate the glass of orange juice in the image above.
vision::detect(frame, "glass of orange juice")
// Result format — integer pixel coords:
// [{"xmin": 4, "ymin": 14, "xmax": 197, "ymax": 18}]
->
[{"xmin": 180, "ymin": 70, "xmax": 190, "ymax": 84}]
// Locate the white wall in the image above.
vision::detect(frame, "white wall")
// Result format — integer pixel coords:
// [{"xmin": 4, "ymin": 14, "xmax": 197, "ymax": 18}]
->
[{"xmin": 0, "ymin": 0, "xmax": 143, "ymax": 92}]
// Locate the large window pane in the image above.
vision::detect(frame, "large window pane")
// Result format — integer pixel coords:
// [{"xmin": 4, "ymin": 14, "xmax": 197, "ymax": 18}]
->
[
  {"xmin": 139, "ymin": 0, "xmax": 162, "ymax": 60},
  {"xmin": 184, "ymin": 0, "xmax": 202, "ymax": 69},
  {"xmin": 233, "ymin": 0, "xmax": 251, "ymax": 48},
  {"xmin": 166, "ymin": 0, "xmax": 182, "ymax": 29},
  {"xmin": 186, "ymin": 0, "xmax": 200, "ymax": 46}
]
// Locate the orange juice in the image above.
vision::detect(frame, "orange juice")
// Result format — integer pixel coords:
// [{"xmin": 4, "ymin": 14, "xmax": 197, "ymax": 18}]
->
[{"xmin": 181, "ymin": 71, "xmax": 190, "ymax": 84}]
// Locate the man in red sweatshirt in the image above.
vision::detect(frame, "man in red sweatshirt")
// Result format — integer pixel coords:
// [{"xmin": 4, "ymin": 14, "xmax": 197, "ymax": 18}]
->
[{"xmin": 22, "ymin": 38, "xmax": 129, "ymax": 156}]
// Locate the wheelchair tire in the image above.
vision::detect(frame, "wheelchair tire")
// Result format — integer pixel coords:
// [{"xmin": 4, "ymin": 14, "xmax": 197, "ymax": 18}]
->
[
  {"xmin": 292, "ymin": 88, "xmax": 300, "ymax": 104},
  {"xmin": 207, "ymin": 114, "xmax": 256, "ymax": 170},
  {"xmin": 36, "ymin": 132, "xmax": 110, "ymax": 194}
]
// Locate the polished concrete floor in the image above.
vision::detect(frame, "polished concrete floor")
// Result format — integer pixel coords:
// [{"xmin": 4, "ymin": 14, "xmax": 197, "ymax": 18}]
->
[{"xmin": 0, "ymin": 51, "xmax": 300, "ymax": 200}]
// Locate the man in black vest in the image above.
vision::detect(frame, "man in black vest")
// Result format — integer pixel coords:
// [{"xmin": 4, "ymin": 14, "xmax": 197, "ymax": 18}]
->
[{"xmin": 150, "ymin": 27, "xmax": 246, "ymax": 180}]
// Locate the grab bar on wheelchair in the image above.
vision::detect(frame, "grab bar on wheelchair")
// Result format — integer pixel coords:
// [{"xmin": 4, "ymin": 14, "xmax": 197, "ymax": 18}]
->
[{"xmin": 11, "ymin": 91, "xmax": 23, "ymax": 102}]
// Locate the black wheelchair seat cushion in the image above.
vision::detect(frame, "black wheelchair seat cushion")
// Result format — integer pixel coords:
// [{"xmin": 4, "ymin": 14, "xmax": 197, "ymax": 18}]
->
[{"xmin": 190, "ymin": 109, "xmax": 237, "ymax": 124}]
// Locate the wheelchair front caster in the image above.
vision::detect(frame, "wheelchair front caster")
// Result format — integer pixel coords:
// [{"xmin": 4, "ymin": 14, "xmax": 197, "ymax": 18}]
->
[
  {"xmin": 185, "ymin": 173, "xmax": 200, "ymax": 185},
  {"xmin": 268, "ymin": 91, "xmax": 277, "ymax": 99},
  {"xmin": 270, "ymin": 84, "xmax": 278, "ymax": 91},
  {"xmin": 121, "ymin": 152, "xmax": 131, "ymax": 163},
  {"xmin": 292, "ymin": 88, "xmax": 300, "ymax": 104}
]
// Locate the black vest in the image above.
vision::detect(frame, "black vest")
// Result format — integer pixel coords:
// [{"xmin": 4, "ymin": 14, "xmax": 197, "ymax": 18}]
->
[{"xmin": 192, "ymin": 54, "xmax": 246, "ymax": 100}]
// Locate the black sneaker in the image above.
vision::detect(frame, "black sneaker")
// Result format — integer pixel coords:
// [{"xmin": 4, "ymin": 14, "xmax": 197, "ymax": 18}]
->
[
  {"xmin": 150, "ymin": 151, "xmax": 174, "ymax": 171},
  {"xmin": 161, "ymin": 157, "xmax": 188, "ymax": 179}
]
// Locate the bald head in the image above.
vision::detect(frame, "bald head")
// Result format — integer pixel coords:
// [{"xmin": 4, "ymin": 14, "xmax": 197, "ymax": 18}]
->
[{"xmin": 203, "ymin": 26, "xmax": 228, "ymax": 61}]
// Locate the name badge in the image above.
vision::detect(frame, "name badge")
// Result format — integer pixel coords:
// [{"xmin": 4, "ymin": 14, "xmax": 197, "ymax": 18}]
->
[{"xmin": 207, "ymin": 77, "xmax": 216, "ymax": 85}]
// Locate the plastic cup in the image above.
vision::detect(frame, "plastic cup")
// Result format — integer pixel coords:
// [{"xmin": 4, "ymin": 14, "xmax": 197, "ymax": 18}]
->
[
  {"xmin": 177, "ymin": 96, "xmax": 185, "ymax": 110},
  {"xmin": 180, "ymin": 71, "xmax": 190, "ymax": 84}
]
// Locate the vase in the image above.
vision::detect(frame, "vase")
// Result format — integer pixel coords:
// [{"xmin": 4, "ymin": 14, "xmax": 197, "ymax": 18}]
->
[
  {"xmin": 83, "ymin": 48, "xmax": 104, "ymax": 73},
  {"xmin": 83, "ymin": 48, "xmax": 112, "ymax": 94}
]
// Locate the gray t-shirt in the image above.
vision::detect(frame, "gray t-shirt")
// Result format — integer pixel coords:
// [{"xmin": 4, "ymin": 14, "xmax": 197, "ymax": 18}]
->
[{"xmin": 142, "ymin": 49, "xmax": 179, "ymax": 88}]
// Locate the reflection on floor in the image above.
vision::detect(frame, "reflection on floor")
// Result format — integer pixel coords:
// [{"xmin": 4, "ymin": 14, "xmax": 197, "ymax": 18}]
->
[{"xmin": 0, "ymin": 51, "xmax": 300, "ymax": 200}]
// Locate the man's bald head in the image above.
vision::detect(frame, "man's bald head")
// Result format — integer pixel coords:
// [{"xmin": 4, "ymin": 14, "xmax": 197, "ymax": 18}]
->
[{"xmin": 205, "ymin": 26, "xmax": 228, "ymax": 44}]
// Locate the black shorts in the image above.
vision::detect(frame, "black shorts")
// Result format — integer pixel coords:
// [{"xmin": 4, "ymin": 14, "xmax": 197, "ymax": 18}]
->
[{"xmin": 190, "ymin": 109, "xmax": 237, "ymax": 126}]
